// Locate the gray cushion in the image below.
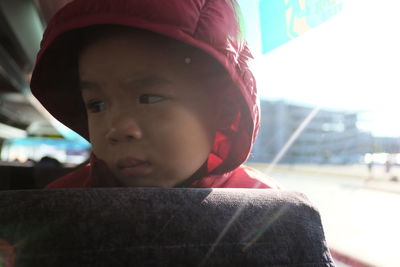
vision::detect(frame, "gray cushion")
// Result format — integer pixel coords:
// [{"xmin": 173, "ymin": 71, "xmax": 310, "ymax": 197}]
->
[{"xmin": 0, "ymin": 188, "xmax": 335, "ymax": 266}]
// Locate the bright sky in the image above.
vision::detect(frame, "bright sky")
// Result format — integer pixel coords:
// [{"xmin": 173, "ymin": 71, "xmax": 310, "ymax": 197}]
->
[{"xmin": 239, "ymin": 0, "xmax": 400, "ymax": 137}]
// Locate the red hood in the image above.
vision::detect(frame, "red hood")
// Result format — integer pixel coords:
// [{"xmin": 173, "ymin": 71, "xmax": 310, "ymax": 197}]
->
[{"xmin": 30, "ymin": 0, "xmax": 260, "ymax": 174}]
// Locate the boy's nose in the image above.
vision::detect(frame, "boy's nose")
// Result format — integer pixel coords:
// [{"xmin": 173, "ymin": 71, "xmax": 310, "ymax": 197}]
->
[{"xmin": 105, "ymin": 119, "xmax": 143, "ymax": 144}]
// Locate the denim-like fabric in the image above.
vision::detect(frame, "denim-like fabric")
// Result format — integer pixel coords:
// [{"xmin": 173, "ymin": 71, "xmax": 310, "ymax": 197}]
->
[{"xmin": 0, "ymin": 188, "xmax": 336, "ymax": 267}]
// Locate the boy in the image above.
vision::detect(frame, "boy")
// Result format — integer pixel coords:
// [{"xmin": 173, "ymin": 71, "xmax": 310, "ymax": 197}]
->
[{"xmin": 30, "ymin": 0, "xmax": 280, "ymax": 189}]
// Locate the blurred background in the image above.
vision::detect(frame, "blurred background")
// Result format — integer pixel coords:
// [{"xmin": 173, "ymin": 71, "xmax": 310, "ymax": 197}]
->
[{"xmin": 0, "ymin": 0, "xmax": 399, "ymax": 266}]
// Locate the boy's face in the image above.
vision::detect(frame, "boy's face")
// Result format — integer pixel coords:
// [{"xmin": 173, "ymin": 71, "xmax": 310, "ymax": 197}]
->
[{"xmin": 78, "ymin": 30, "xmax": 218, "ymax": 187}]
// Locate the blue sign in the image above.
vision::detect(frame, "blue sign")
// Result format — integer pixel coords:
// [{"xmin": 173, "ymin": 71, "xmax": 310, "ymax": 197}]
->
[{"xmin": 259, "ymin": 0, "xmax": 343, "ymax": 54}]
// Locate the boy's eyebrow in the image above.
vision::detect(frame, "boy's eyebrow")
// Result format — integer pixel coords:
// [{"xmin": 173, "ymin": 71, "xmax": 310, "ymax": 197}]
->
[
  {"xmin": 79, "ymin": 75, "xmax": 170, "ymax": 91},
  {"xmin": 124, "ymin": 75, "xmax": 171, "ymax": 89},
  {"xmin": 79, "ymin": 81, "xmax": 100, "ymax": 91}
]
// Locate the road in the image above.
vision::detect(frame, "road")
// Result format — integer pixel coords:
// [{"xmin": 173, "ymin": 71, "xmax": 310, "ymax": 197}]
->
[{"xmin": 248, "ymin": 164, "xmax": 400, "ymax": 267}]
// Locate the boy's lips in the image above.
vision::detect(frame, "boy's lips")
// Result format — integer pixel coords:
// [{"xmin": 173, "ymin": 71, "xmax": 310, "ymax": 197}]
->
[{"xmin": 116, "ymin": 157, "xmax": 152, "ymax": 176}]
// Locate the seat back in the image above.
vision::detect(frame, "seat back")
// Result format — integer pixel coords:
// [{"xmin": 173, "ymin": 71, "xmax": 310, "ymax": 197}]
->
[{"xmin": 0, "ymin": 188, "xmax": 335, "ymax": 266}]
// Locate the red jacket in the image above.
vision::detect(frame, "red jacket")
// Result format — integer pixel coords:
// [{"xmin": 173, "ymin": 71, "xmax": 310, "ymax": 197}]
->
[
  {"xmin": 45, "ymin": 161, "xmax": 279, "ymax": 189},
  {"xmin": 31, "ymin": 0, "xmax": 279, "ymax": 189},
  {"xmin": 45, "ymin": 154, "xmax": 280, "ymax": 188}
]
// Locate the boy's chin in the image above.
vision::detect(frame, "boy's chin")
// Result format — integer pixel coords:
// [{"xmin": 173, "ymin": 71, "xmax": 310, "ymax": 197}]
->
[
  {"xmin": 114, "ymin": 174, "xmax": 182, "ymax": 188},
  {"xmin": 93, "ymin": 156, "xmax": 186, "ymax": 187}
]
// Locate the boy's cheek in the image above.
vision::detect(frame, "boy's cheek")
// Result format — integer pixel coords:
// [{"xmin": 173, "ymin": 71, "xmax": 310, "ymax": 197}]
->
[
  {"xmin": 88, "ymin": 130, "xmax": 110, "ymax": 161},
  {"xmin": 87, "ymin": 118, "xmax": 108, "ymax": 141}
]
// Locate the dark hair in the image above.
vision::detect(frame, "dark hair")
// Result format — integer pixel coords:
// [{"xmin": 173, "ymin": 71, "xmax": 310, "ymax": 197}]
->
[{"xmin": 79, "ymin": 24, "xmax": 227, "ymax": 77}]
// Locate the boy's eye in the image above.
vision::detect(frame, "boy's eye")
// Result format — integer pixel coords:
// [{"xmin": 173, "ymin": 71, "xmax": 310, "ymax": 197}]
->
[
  {"xmin": 139, "ymin": 94, "xmax": 165, "ymax": 104},
  {"xmin": 86, "ymin": 100, "xmax": 106, "ymax": 113}
]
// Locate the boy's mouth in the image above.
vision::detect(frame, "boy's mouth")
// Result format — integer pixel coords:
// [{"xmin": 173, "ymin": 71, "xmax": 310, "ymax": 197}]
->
[{"xmin": 116, "ymin": 157, "xmax": 152, "ymax": 176}]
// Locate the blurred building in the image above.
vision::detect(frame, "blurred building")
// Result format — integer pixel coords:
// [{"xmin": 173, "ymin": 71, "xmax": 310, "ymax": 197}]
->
[{"xmin": 250, "ymin": 100, "xmax": 373, "ymax": 164}]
